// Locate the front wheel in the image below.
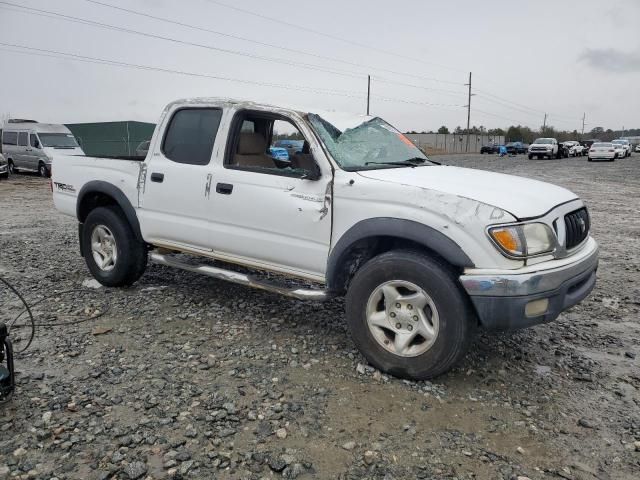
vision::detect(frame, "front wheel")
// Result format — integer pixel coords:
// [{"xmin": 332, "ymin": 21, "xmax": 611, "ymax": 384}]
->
[
  {"xmin": 82, "ymin": 206, "xmax": 147, "ymax": 287},
  {"xmin": 345, "ymin": 250, "xmax": 475, "ymax": 380},
  {"xmin": 38, "ymin": 163, "xmax": 49, "ymax": 178},
  {"xmin": 528, "ymin": 154, "xmax": 533, "ymax": 159},
  {"xmin": 8, "ymin": 161, "xmax": 16, "ymax": 174}
]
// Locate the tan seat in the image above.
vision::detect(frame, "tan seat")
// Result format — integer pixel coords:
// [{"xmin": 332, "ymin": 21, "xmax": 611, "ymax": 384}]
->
[{"xmin": 233, "ymin": 132, "xmax": 275, "ymax": 168}]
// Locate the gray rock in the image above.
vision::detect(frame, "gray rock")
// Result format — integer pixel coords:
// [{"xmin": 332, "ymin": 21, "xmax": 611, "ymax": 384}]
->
[{"xmin": 123, "ymin": 461, "xmax": 147, "ymax": 480}]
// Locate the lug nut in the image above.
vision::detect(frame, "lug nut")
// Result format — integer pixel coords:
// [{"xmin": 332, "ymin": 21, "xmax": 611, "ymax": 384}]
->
[
  {"xmin": 395, "ymin": 323, "xmax": 402, "ymax": 329},
  {"xmin": 407, "ymin": 324, "xmax": 413, "ymax": 331},
  {"xmin": 395, "ymin": 303, "xmax": 401, "ymax": 308},
  {"xmin": 390, "ymin": 312, "xmax": 396, "ymax": 318},
  {"xmin": 407, "ymin": 304, "xmax": 413, "ymax": 310},
  {"xmin": 413, "ymin": 315, "xmax": 418, "ymax": 321}
]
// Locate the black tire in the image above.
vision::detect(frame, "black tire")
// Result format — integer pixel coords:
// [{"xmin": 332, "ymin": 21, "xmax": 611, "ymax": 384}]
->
[
  {"xmin": 8, "ymin": 160, "xmax": 16, "ymax": 174},
  {"xmin": 528, "ymin": 154, "xmax": 533, "ymax": 160},
  {"xmin": 345, "ymin": 250, "xmax": 475, "ymax": 380},
  {"xmin": 82, "ymin": 206, "xmax": 147, "ymax": 287},
  {"xmin": 38, "ymin": 162, "xmax": 49, "ymax": 178},
  {"xmin": 588, "ymin": 157, "xmax": 592, "ymax": 162}
]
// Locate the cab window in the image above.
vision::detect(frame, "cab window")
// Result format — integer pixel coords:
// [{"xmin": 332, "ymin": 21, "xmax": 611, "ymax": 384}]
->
[
  {"xmin": 162, "ymin": 108, "xmax": 222, "ymax": 165},
  {"xmin": 225, "ymin": 111, "xmax": 319, "ymax": 179}
]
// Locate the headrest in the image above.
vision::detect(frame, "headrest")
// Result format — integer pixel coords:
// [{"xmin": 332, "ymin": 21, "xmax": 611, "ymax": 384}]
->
[{"xmin": 237, "ymin": 132, "xmax": 266, "ymax": 155}]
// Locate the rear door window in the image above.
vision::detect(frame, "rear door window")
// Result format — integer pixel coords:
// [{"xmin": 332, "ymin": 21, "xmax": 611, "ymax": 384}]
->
[{"xmin": 162, "ymin": 108, "xmax": 222, "ymax": 165}]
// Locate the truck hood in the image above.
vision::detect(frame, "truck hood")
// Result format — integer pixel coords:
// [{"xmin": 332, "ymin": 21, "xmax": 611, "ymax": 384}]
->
[{"xmin": 356, "ymin": 165, "xmax": 578, "ymax": 219}]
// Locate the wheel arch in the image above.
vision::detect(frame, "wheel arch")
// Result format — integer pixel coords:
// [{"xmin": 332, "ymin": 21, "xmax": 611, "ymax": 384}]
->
[
  {"xmin": 326, "ymin": 218, "xmax": 474, "ymax": 293},
  {"xmin": 76, "ymin": 181, "xmax": 143, "ymax": 243}
]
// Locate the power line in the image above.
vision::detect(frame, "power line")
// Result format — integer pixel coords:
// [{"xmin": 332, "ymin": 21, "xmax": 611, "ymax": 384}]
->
[
  {"xmin": 0, "ymin": 44, "xmax": 364, "ymax": 98},
  {"xmin": 474, "ymin": 87, "xmax": 582, "ymax": 122},
  {"xmin": 0, "ymin": 1, "xmax": 465, "ymax": 88},
  {"xmin": 200, "ymin": 0, "xmax": 468, "ymax": 75},
  {"xmin": 79, "ymin": 0, "xmax": 465, "ymax": 87},
  {"xmin": 0, "ymin": 43, "xmax": 465, "ymax": 112}
]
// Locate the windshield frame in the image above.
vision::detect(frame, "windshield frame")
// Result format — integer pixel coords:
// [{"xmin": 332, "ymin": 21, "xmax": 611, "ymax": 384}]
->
[{"xmin": 305, "ymin": 113, "xmax": 436, "ymax": 172}]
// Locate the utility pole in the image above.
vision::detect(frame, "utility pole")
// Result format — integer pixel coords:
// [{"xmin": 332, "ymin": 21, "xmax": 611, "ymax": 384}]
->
[
  {"xmin": 464, "ymin": 72, "xmax": 472, "ymax": 152},
  {"xmin": 581, "ymin": 112, "xmax": 585, "ymax": 138},
  {"xmin": 542, "ymin": 113, "xmax": 547, "ymax": 131},
  {"xmin": 366, "ymin": 75, "xmax": 371, "ymax": 116}
]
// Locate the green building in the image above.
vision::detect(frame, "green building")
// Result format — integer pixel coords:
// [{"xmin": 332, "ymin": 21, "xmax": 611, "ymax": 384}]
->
[{"xmin": 65, "ymin": 121, "xmax": 156, "ymax": 157}]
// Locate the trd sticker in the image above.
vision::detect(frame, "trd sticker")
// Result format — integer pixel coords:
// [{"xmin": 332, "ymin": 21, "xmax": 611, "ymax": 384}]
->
[{"xmin": 53, "ymin": 182, "xmax": 76, "ymax": 193}]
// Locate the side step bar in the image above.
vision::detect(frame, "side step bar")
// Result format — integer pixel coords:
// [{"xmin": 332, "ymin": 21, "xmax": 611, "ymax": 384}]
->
[{"xmin": 149, "ymin": 253, "xmax": 334, "ymax": 302}]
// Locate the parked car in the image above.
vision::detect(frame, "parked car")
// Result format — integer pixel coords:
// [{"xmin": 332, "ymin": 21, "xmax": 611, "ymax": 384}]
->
[
  {"xmin": 1, "ymin": 121, "xmax": 85, "ymax": 177},
  {"xmin": 635, "ymin": 144, "xmax": 640, "ymax": 153},
  {"xmin": 50, "ymin": 98, "xmax": 598, "ymax": 380},
  {"xmin": 505, "ymin": 142, "xmax": 528, "ymax": 154},
  {"xmin": 268, "ymin": 146, "xmax": 289, "ymax": 161},
  {"xmin": 0, "ymin": 153, "xmax": 8, "ymax": 179},
  {"xmin": 612, "ymin": 143, "xmax": 626, "ymax": 159},
  {"xmin": 135, "ymin": 140, "xmax": 151, "ymax": 157},
  {"xmin": 274, "ymin": 139, "xmax": 304, "ymax": 157},
  {"xmin": 611, "ymin": 139, "xmax": 631, "ymax": 158},
  {"xmin": 563, "ymin": 141, "xmax": 586, "ymax": 157},
  {"xmin": 480, "ymin": 144, "xmax": 496, "ymax": 154},
  {"xmin": 588, "ymin": 142, "xmax": 617, "ymax": 162},
  {"xmin": 528, "ymin": 138, "xmax": 559, "ymax": 159}
]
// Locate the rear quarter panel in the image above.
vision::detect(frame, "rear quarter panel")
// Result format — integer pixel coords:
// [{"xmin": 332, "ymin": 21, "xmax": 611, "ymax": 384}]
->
[{"xmin": 51, "ymin": 154, "xmax": 142, "ymax": 219}]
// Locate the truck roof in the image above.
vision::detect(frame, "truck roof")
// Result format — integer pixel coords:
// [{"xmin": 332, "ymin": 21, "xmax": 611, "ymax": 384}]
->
[{"xmin": 167, "ymin": 97, "xmax": 374, "ymax": 132}]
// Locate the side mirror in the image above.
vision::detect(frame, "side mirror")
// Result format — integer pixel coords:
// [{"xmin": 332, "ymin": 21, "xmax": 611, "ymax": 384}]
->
[{"xmin": 301, "ymin": 162, "xmax": 321, "ymax": 181}]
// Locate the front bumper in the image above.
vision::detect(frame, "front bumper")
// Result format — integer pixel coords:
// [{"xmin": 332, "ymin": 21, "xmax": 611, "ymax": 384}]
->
[
  {"xmin": 529, "ymin": 149, "xmax": 553, "ymax": 155},
  {"xmin": 459, "ymin": 237, "xmax": 598, "ymax": 330}
]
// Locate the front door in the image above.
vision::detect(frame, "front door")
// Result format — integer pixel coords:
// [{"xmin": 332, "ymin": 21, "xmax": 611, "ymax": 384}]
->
[
  {"xmin": 208, "ymin": 111, "xmax": 332, "ymax": 279},
  {"xmin": 137, "ymin": 106, "xmax": 224, "ymax": 252}
]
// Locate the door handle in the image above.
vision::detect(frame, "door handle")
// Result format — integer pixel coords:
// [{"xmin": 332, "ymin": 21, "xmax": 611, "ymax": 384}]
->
[
  {"xmin": 216, "ymin": 183, "xmax": 233, "ymax": 195},
  {"xmin": 204, "ymin": 173, "xmax": 212, "ymax": 198},
  {"xmin": 150, "ymin": 172, "xmax": 164, "ymax": 183}
]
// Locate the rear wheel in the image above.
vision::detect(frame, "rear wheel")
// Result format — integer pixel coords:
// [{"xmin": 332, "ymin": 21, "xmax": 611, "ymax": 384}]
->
[
  {"xmin": 345, "ymin": 250, "xmax": 475, "ymax": 380},
  {"xmin": 82, "ymin": 206, "xmax": 147, "ymax": 287},
  {"xmin": 8, "ymin": 161, "xmax": 16, "ymax": 174}
]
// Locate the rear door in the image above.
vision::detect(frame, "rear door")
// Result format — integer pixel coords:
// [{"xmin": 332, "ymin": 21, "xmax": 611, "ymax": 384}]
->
[{"xmin": 137, "ymin": 106, "xmax": 225, "ymax": 251}]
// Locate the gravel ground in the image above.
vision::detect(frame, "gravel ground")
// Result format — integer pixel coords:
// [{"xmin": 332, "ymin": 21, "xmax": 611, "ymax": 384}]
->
[{"xmin": 0, "ymin": 154, "xmax": 639, "ymax": 480}]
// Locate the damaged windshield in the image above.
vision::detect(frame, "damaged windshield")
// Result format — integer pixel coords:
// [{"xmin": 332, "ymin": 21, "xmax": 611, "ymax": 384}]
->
[{"xmin": 307, "ymin": 113, "xmax": 435, "ymax": 171}]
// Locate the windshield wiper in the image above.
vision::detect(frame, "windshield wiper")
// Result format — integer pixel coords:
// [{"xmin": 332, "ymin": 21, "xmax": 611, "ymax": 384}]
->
[{"xmin": 365, "ymin": 157, "xmax": 429, "ymax": 167}]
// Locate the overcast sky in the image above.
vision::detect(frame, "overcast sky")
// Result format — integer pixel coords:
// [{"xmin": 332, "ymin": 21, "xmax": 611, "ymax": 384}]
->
[{"xmin": 1, "ymin": 0, "xmax": 639, "ymax": 132}]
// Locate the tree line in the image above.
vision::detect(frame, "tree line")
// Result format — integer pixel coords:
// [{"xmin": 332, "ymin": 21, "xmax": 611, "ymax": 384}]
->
[{"xmin": 406, "ymin": 125, "xmax": 640, "ymax": 143}]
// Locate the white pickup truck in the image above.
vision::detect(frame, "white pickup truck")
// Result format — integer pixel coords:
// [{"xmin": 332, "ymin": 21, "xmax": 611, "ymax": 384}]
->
[{"xmin": 51, "ymin": 98, "xmax": 598, "ymax": 379}]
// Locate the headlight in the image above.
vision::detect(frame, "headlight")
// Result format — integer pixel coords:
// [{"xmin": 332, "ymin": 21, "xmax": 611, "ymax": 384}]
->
[{"xmin": 488, "ymin": 223, "xmax": 555, "ymax": 258}]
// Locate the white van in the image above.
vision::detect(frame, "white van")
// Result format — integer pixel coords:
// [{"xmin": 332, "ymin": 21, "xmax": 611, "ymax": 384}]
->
[{"xmin": 1, "ymin": 121, "xmax": 85, "ymax": 177}]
